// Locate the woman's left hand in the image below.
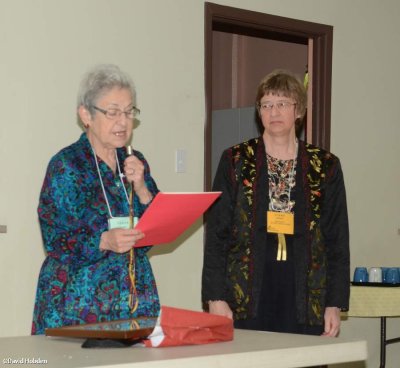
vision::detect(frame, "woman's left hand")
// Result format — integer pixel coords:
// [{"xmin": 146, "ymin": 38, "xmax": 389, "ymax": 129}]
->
[
  {"xmin": 123, "ymin": 155, "xmax": 153, "ymax": 204},
  {"xmin": 322, "ymin": 306, "xmax": 341, "ymax": 337},
  {"xmin": 124, "ymin": 155, "xmax": 146, "ymax": 191}
]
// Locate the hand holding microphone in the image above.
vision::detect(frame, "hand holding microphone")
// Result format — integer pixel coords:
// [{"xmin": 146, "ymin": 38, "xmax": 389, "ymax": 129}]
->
[
  {"xmin": 124, "ymin": 146, "xmax": 153, "ymax": 206},
  {"xmin": 124, "ymin": 146, "xmax": 145, "ymax": 189}
]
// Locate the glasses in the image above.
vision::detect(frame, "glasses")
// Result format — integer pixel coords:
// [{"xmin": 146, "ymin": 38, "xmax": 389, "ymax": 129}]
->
[
  {"xmin": 92, "ymin": 105, "xmax": 140, "ymax": 120},
  {"xmin": 258, "ymin": 101, "xmax": 296, "ymax": 112}
]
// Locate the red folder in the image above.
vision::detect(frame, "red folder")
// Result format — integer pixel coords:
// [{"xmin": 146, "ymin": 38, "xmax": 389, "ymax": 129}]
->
[{"xmin": 134, "ymin": 192, "xmax": 221, "ymax": 247}]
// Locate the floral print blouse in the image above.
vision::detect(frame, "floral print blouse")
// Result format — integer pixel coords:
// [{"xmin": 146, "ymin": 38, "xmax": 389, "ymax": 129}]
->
[
  {"xmin": 267, "ymin": 154, "xmax": 296, "ymax": 213},
  {"xmin": 31, "ymin": 133, "xmax": 160, "ymax": 334}
]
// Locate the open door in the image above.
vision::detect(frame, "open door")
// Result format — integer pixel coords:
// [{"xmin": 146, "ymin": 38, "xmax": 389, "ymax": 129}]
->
[{"xmin": 204, "ymin": 2, "xmax": 333, "ymax": 190}]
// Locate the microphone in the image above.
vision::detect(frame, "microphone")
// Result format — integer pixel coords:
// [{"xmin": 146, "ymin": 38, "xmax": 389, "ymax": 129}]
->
[
  {"xmin": 125, "ymin": 146, "xmax": 137, "ymax": 228},
  {"xmin": 126, "ymin": 145, "xmax": 133, "ymax": 156}
]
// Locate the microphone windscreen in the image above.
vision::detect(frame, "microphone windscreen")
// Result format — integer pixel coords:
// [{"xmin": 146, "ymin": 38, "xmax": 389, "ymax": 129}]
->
[{"xmin": 126, "ymin": 146, "xmax": 133, "ymax": 156}]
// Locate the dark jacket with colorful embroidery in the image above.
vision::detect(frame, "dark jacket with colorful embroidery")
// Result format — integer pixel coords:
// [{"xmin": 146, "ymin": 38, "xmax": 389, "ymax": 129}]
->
[{"xmin": 202, "ymin": 138, "xmax": 350, "ymax": 325}]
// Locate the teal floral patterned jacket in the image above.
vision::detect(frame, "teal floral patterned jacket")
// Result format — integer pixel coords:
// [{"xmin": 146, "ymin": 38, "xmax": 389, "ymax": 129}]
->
[
  {"xmin": 202, "ymin": 138, "xmax": 350, "ymax": 325},
  {"xmin": 32, "ymin": 133, "xmax": 160, "ymax": 334}
]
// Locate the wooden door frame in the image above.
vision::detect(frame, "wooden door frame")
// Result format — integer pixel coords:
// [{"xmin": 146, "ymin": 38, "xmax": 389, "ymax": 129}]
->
[{"xmin": 204, "ymin": 2, "xmax": 333, "ymax": 190}]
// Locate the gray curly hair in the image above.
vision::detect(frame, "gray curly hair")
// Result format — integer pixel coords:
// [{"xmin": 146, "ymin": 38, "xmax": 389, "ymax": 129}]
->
[{"xmin": 77, "ymin": 64, "xmax": 136, "ymax": 118}]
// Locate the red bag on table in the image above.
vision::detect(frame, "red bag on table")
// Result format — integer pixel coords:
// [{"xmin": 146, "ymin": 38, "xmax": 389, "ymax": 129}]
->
[{"xmin": 144, "ymin": 306, "xmax": 234, "ymax": 347}]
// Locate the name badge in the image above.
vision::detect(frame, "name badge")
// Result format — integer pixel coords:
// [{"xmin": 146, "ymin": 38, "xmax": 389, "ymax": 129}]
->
[
  {"xmin": 108, "ymin": 216, "xmax": 137, "ymax": 230},
  {"xmin": 266, "ymin": 211, "xmax": 294, "ymax": 235}
]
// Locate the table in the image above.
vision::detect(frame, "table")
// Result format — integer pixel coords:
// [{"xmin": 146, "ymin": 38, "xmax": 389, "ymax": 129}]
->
[
  {"xmin": 346, "ymin": 285, "xmax": 400, "ymax": 368},
  {"xmin": 0, "ymin": 329, "xmax": 366, "ymax": 368}
]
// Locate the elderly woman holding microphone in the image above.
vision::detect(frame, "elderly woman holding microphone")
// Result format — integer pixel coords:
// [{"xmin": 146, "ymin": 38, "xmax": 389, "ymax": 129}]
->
[
  {"xmin": 202, "ymin": 70, "xmax": 350, "ymax": 337},
  {"xmin": 32, "ymin": 64, "xmax": 159, "ymax": 334}
]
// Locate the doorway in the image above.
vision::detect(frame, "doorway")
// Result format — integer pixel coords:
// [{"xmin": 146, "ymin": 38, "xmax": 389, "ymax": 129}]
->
[{"xmin": 204, "ymin": 2, "xmax": 333, "ymax": 190}]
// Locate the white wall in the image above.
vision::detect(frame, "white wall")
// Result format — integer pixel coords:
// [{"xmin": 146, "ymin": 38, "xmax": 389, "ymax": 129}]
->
[{"xmin": 0, "ymin": 1, "xmax": 399, "ymax": 367}]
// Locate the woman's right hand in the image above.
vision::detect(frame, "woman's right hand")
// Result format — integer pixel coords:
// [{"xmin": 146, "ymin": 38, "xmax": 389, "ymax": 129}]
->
[
  {"xmin": 208, "ymin": 300, "xmax": 233, "ymax": 319},
  {"xmin": 100, "ymin": 228, "xmax": 144, "ymax": 253}
]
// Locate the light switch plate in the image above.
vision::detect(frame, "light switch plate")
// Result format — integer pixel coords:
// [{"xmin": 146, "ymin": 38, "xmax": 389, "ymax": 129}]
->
[{"xmin": 175, "ymin": 149, "xmax": 187, "ymax": 173}]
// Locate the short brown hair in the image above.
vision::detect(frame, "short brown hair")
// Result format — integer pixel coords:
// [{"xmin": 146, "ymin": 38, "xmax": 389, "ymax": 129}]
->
[{"xmin": 256, "ymin": 69, "xmax": 307, "ymax": 120}]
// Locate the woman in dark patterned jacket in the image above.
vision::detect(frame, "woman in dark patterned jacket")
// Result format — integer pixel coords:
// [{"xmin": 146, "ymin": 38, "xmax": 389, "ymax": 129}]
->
[
  {"xmin": 202, "ymin": 70, "xmax": 349, "ymax": 337},
  {"xmin": 32, "ymin": 64, "xmax": 159, "ymax": 334}
]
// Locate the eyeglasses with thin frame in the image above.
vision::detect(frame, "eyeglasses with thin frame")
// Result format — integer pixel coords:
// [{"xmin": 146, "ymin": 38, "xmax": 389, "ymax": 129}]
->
[
  {"xmin": 92, "ymin": 105, "xmax": 140, "ymax": 120},
  {"xmin": 258, "ymin": 101, "xmax": 296, "ymax": 112}
]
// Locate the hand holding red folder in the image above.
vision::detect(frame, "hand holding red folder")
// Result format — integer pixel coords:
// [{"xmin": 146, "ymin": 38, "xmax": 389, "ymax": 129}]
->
[{"xmin": 134, "ymin": 192, "xmax": 221, "ymax": 247}]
